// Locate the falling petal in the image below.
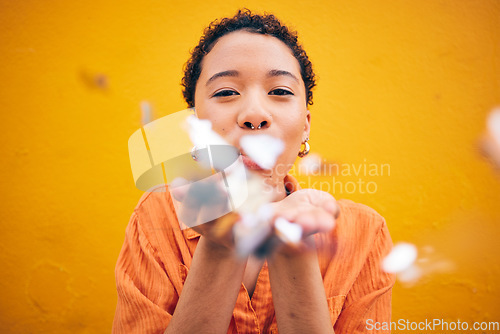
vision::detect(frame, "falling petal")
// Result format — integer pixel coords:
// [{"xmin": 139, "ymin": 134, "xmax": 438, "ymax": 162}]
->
[
  {"xmin": 234, "ymin": 172, "xmax": 273, "ymax": 214},
  {"xmin": 240, "ymin": 212, "xmax": 259, "ymax": 228},
  {"xmin": 140, "ymin": 101, "xmax": 152, "ymax": 125},
  {"xmin": 298, "ymin": 152, "xmax": 322, "ymax": 175},
  {"xmin": 481, "ymin": 107, "xmax": 500, "ymax": 168},
  {"xmin": 396, "ymin": 255, "xmax": 454, "ymax": 287},
  {"xmin": 418, "ymin": 256, "xmax": 455, "ymax": 277},
  {"xmin": 240, "ymin": 134, "xmax": 284, "ymax": 169},
  {"xmin": 487, "ymin": 108, "xmax": 500, "ymax": 146},
  {"xmin": 397, "ymin": 264, "xmax": 422, "ymax": 283},
  {"xmin": 234, "ymin": 212, "xmax": 272, "ymax": 258},
  {"xmin": 382, "ymin": 242, "xmax": 418, "ymax": 273},
  {"xmin": 186, "ymin": 115, "xmax": 228, "ymax": 147},
  {"xmin": 257, "ymin": 203, "xmax": 274, "ymax": 222},
  {"xmin": 233, "ymin": 201, "xmax": 275, "ymax": 258},
  {"xmin": 421, "ymin": 245, "xmax": 435, "ymax": 254},
  {"xmin": 275, "ymin": 217, "xmax": 303, "ymax": 244},
  {"xmin": 185, "ymin": 116, "xmax": 237, "ymax": 170}
]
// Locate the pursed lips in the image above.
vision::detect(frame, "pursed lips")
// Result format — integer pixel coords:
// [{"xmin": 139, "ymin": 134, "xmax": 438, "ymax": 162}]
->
[{"xmin": 239, "ymin": 152, "xmax": 265, "ymax": 170}]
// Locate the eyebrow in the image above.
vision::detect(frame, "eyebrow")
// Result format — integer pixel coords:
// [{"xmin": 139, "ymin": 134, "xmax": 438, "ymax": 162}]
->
[
  {"xmin": 267, "ymin": 69, "xmax": 299, "ymax": 83},
  {"xmin": 206, "ymin": 69, "xmax": 299, "ymax": 86},
  {"xmin": 206, "ymin": 70, "xmax": 239, "ymax": 86}
]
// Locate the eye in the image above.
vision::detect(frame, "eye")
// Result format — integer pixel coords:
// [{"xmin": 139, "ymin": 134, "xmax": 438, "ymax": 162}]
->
[
  {"xmin": 269, "ymin": 88, "xmax": 294, "ymax": 96},
  {"xmin": 213, "ymin": 89, "xmax": 239, "ymax": 97}
]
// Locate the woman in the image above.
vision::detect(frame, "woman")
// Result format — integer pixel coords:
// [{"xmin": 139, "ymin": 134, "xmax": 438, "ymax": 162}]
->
[{"xmin": 113, "ymin": 9, "xmax": 395, "ymax": 333}]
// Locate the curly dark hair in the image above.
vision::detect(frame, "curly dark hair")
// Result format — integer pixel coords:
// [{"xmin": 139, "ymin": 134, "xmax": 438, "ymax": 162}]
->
[{"xmin": 181, "ymin": 9, "xmax": 316, "ymax": 108}]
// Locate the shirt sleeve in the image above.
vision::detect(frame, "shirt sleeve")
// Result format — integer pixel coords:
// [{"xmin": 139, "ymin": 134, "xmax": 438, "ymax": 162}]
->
[
  {"xmin": 333, "ymin": 215, "xmax": 396, "ymax": 334},
  {"xmin": 112, "ymin": 211, "xmax": 178, "ymax": 334}
]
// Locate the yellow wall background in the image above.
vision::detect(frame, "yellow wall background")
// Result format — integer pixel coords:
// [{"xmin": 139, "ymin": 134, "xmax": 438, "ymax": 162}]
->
[{"xmin": 1, "ymin": 0, "xmax": 499, "ymax": 333}]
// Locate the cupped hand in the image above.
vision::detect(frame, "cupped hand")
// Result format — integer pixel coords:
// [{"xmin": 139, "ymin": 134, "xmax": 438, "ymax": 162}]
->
[
  {"xmin": 268, "ymin": 189, "xmax": 339, "ymax": 255},
  {"xmin": 171, "ymin": 176, "xmax": 339, "ymax": 255},
  {"xmin": 170, "ymin": 177, "xmax": 238, "ymax": 250}
]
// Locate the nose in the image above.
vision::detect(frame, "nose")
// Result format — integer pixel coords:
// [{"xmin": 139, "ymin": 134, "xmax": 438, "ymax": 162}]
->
[{"xmin": 236, "ymin": 96, "xmax": 272, "ymax": 130}]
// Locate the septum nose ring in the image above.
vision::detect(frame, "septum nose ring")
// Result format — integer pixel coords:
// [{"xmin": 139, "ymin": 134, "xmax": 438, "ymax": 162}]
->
[{"xmin": 245, "ymin": 122, "xmax": 262, "ymax": 130}]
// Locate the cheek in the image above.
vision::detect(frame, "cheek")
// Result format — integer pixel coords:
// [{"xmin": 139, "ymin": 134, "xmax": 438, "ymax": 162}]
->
[
  {"xmin": 196, "ymin": 111, "xmax": 239, "ymax": 144},
  {"xmin": 211, "ymin": 118, "xmax": 233, "ymax": 138},
  {"xmin": 195, "ymin": 98, "xmax": 225, "ymax": 128},
  {"xmin": 278, "ymin": 110, "xmax": 307, "ymax": 140},
  {"xmin": 279, "ymin": 127, "xmax": 304, "ymax": 159},
  {"xmin": 277, "ymin": 111, "xmax": 307, "ymax": 160}
]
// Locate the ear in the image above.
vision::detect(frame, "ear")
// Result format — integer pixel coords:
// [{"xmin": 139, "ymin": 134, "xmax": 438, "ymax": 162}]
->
[{"xmin": 302, "ymin": 110, "xmax": 311, "ymax": 142}]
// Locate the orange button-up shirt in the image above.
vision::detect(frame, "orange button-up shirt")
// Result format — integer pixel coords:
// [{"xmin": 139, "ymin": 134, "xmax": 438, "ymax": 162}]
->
[{"xmin": 113, "ymin": 175, "xmax": 395, "ymax": 333}]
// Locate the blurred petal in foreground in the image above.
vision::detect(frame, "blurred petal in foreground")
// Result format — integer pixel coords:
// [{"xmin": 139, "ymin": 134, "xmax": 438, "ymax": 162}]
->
[{"xmin": 240, "ymin": 134, "xmax": 284, "ymax": 169}]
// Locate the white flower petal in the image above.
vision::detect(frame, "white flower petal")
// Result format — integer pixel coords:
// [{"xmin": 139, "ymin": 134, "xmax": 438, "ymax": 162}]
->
[
  {"xmin": 275, "ymin": 217, "xmax": 303, "ymax": 244},
  {"xmin": 240, "ymin": 134, "xmax": 284, "ymax": 169},
  {"xmin": 240, "ymin": 213, "xmax": 258, "ymax": 228},
  {"xmin": 487, "ymin": 108, "xmax": 500, "ymax": 147},
  {"xmin": 298, "ymin": 152, "xmax": 322, "ymax": 175},
  {"xmin": 234, "ymin": 173, "xmax": 272, "ymax": 215},
  {"xmin": 397, "ymin": 264, "xmax": 422, "ymax": 283},
  {"xmin": 186, "ymin": 115, "xmax": 229, "ymax": 147},
  {"xmin": 382, "ymin": 242, "xmax": 418, "ymax": 273},
  {"xmin": 257, "ymin": 203, "xmax": 274, "ymax": 222},
  {"xmin": 234, "ymin": 216, "xmax": 271, "ymax": 258}
]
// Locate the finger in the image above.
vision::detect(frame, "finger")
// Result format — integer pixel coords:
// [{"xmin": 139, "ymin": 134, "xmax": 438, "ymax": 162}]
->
[
  {"xmin": 326, "ymin": 201, "xmax": 340, "ymax": 219},
  {"xmin": 291, "ymin": 209, "xmax": 335, "ymax": 236},
  {"xmin": 275, "ymin": 209, "xmax": 298, "ymax": 223},
  {"xmin": 306, "ymin": 190, "xmax": 339, "ymax": 219},
  {"xmin": 291, "ymin": 211, "xmax": 317, "ymax": 235},
  {"xmin": 178, "ymin": 198, "xmax": 202, "ymax": 226},
  {"xmin": 311, "ymin": 190, "xmax": 336, "ymax": 210},
  {"xmin": 197, "ymin": 197, "xmax": 230, "ymax": 227},
  {"xmin": 180, "ymin": 185, "xmax": 229, "ymax": 227},
  {"xmin": 176, "ymin": 182, "xmax": 216, "ymax": 226},
  {"xmin": 314, "ymin": 209, "xmax": 336, "ymax": 232}
]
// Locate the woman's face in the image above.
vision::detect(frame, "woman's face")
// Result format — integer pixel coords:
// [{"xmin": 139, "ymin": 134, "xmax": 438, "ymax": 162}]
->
[{"xmin": 194, "ymin": 30, "xmax": 310, "ymax": 184}]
